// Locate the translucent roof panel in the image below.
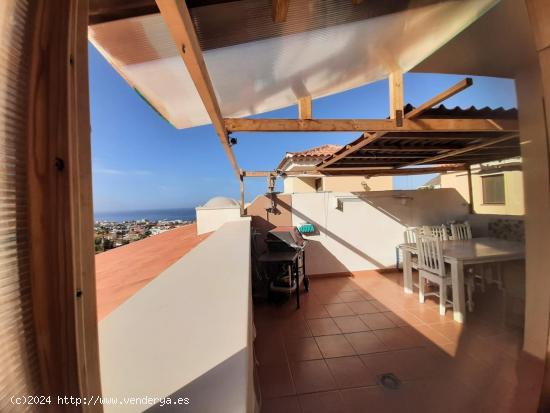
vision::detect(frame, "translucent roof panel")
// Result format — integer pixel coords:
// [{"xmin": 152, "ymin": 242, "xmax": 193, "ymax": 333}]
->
[{"xmin": 88, "ymin": 0, "xmax": 498, "ymax": 129}]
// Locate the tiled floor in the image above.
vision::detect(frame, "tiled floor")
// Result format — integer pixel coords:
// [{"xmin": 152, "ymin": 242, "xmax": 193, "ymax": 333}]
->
[{"xmin": 255, "ymin": 270, "xmax": 543, "ymax": 413}]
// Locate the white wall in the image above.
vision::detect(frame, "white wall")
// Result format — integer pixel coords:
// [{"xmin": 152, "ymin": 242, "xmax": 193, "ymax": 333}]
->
[
  {"xmin": 196, "ymin": 207, "xmax": 243, "ymax": 235},
  {"xmin": 291, "ymin": 189, "xmax": 469, "ymax": 275},
  {"xmin": 99, "ymin": 220, "xmax": 256, "ymax": 413}
]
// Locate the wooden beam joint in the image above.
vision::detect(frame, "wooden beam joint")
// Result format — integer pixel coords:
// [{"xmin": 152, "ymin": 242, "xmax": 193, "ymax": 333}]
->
[{"xmin": 272, "ymin": 0, "xmax": 289, "ymax": 23}]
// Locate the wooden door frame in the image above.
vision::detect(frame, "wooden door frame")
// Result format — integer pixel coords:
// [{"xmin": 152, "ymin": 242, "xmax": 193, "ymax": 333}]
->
[{"xmin": 27, "ymin": 1, "xmax": 102, "ymax": 410}]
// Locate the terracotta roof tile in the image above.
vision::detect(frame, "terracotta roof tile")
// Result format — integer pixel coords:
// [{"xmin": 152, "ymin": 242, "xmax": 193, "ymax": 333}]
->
[{"xmin": 289, "ymin": 144, "xmax": 343, "ymax": 158}]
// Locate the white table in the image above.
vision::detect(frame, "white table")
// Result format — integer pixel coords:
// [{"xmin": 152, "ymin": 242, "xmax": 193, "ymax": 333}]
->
[{"xmin": 399, "ymin": 237, "xmax": 525, "ymax": 323}]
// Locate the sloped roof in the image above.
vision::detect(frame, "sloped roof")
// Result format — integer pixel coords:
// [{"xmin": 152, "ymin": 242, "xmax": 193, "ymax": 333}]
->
[
  {"xmin": 291, "ymin": 144, "xmax": 343, "ymax": 158},
  {"xmin": 319, "ymin": 104, "xmax": 520, "ymax": 172},
  {"xmin": 277, "ymin": 144, "xmax": 342, "ymax": 171}
]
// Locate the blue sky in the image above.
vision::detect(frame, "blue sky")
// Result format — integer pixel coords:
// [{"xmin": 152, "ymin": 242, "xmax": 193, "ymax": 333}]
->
[{"xmin": 89, "ymin": 43, "xmax": 517, "ymax": 212}]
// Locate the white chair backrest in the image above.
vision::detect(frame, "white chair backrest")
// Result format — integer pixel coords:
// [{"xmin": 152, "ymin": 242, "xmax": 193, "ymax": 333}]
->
[
  {"xmin": 422, "ymin": 225, "xmax": 448, "ymax": 240},
  {"xmin": 451, "ymin": 222, "xmax": 472, "ymax": 240},
  {"xmin": 416, "ymin": 235, "xmax": 445, "ymax": 277},
  {"xmin": 404, "ymin": 228, "xmax": 419, "ymax": 244}
]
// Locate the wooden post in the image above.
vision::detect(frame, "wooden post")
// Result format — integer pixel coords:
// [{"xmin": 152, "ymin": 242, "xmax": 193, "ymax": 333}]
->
[
  {"xmin": 298, "ymin": 96, "xmax": 312, "ymax": 120},
  {"xmin": 467, "ymin": 166, "xmax": 474, "ymax": 214},
  {"xmin": 389, "ymin": 70, "xmax": 404, "ymax": 121},
  {"xmin": 272, "ymin": 0, "xmax": 289, "ymax": 22},
  {"xmin": 27, "ymin": 0, "xmax": 102, "ymax": 410}
]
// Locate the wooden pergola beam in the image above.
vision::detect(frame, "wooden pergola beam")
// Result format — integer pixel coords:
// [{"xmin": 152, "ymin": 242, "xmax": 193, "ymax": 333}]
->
[
  {"xmin": 243, "ymin": 170, "xmax": 279, "ymax": 177},
  {"xmin": 272, "ymin": 0, "xmax": 289, "ymax": 22},
  {"xmin": 318, "ymin": 165, "xmax": 467, "ymax": 175},
  {"xmin": 316, "ymin": 132, "xmax": 379, "ymax": 169},
  {"xmin": 317, "ymin": 77, "xmax": 475, "ymax": 169},
  {"xmin": 244, "ymin": 164, "xmax": 467, "ymax": 178},
  {"xmin": 401, "ymin": 133, "xmax": 519, "ymax": 167},
  {"xmin": 406, "ymin": 78, "xmax": 473, "ymax": 119},
  {"xmin": 224, "ymin": 118, "xmax": 518, "ymax": 133},
  {"xmin": 156, "ymin": 0, "xmax": 241, "ymax": 179},
  {"xmin": 345, "ymin": 146, "xmax": 461, "ymax": 152}
]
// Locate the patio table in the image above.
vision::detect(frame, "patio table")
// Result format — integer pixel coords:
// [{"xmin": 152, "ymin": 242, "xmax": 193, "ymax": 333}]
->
[{"xmin": 399, "ymin": 237, "xmax": 524, "ymax": 323}]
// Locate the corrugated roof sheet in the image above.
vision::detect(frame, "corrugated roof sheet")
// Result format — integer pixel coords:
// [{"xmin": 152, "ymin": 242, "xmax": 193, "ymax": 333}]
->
[
  {"xmin": 88, "ymin": 0, "xmax": 499, "ymax": 129},
  {"xmin": 403, "ymin": 103, "xmax": 518, "ymax": 119}
]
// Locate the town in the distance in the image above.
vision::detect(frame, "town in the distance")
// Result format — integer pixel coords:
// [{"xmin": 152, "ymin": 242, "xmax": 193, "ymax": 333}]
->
[{"xmin": 93, "ymin": 219, "xmax": 193, "ymax": 253}]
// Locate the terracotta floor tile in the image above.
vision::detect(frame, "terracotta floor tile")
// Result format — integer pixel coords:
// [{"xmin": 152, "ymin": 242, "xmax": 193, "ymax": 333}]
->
[
  {"xmin": 256, "ymin": 331, "xmax": 288, "ymax": 366},
  {"xmin": 359, "ymin": 313, "xmax": 396, "ymax": 330},
  {"xmin": 358, "ymin": 290, "xmax": 375, "ymax": 300},
  {"xmin": 406, "ymin": 324, "xmax": 452, "ymax": 348},
  {"xmin": 298, "ymin": 390, "xmax": 344, "ymax": 413},
  {"xmin": 279, "ymin": 318, "xmax": 312, "ymax": 339},
  {"xmin": 259, "ymin": 363, "xmax": 295, "ymax": 398},
  {"xmin": 407, "ymin": 305, "xmax": 453, "ymax": 324},
  {"xmin": 289, "ymin": 360, "xmax": 338, "ymax": 394},
  {"xmin": 382, "ymin": 311, "xmax": 409, "ymax": 327},
  {"xmin": 325, "ymin": 356, "xmax": 377, "ymax": 388},
  {"xmin": 254, "ymin": 271, "xmax": 540, "ymax": 412},
  {"xmin": 315, "ymin": 334, "xmax": 357, "ymax": 358},
  {"xmin": 373, "ymin": 327, "xmax": 422, "ymax": 351},
  {"xmin": 302, "ymin": 303, "xmax": 330, "ymax": 319},
  {"xmin": 347, "ymin": 300, "xmax": 380, "ymax": 315},
  {"xmin": 360, "ymin": 348, "xmax": 438, "ymax": 381},
  {"xmin": 338, "ymin": 291, "xmax": 366, "ymax": 303},
  {"xmin": 314, "ymin": 292, "xmax": 344, "ymax": 304},
  {"xmin": 340, "ymin": 387, "xmax": 391, "ymax": 413},
  {"xmin": 344, "ymin": 332, "xmax": 387, "ymax": 355},
  {"xmin": 325, "ymin": 303, "xmax": 355, "ymax": 317},
  {"xmin": 369, "ymin": 300, "xmax": 391, "ymax": 312},
  {"xmin": 333, "ymin": 315, "xmax": 370, "ymax": 333},
  {"xmin": 384, "ymin": 310, "xmax": 424, "ymax": 326},
  {"xmin": 285, "ymin": 337, "xmax": 323, "ymax": 361},
  {"xmin": 261, "ymin": 396, "xmax": 301, "ymax": 413},
  {"xmin": 307, "ymin": 317, "xmax": 342, "ymax": 336},
  {"xmin": 429, "ymin": 321, "xmax": 464, "ymax": 343}
]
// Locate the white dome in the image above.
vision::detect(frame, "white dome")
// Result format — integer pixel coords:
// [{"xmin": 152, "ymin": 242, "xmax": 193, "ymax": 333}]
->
[{"xmin": 203, "ymin": 196, "xmax": 240, "ymax": 208}]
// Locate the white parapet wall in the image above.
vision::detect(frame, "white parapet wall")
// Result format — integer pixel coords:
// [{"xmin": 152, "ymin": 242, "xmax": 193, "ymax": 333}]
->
[
  {"xmin": 291, "ymin": 189, "xmax": 470, "ymax": 275},
  {"xmin": 196, "ymin": 196, "xmax": 244, "ymax": 235},
  {"xmin": 196, "ymin": 206, "xmax": 243, "ymax": 235},
  {"xmin": 98, "ymin": 219, "xmax": 256, "ymax": 413}
]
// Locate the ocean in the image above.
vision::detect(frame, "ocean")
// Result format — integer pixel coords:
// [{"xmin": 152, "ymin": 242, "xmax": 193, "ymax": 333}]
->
[{"xmin": 94, "ymin": 208, "xmax": 196, "ymax": 222}]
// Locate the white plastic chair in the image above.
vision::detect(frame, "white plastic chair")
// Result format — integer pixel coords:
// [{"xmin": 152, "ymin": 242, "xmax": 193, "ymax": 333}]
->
[{"xmin": 417, "ymin": 235, "xmax": 474, "ymax": 315}]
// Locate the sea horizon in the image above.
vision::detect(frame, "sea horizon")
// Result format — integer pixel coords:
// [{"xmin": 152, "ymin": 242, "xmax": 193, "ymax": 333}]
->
[{"xmin": 94, "ymin": 207, "xmax": 196, "ymax": 223}]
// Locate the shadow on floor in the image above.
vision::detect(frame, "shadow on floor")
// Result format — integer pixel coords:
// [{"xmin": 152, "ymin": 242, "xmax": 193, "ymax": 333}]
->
[{"xmin": 254, "ymin": 270, "xmax": 543, "ymax": 413}]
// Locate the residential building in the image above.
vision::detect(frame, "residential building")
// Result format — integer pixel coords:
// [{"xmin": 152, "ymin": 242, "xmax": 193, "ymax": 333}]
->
[
  {"xmin": 438, "ymin": 157, "xmax": 524, "ymax": 216},
  {"xmin": 278, "ymin": 144, "xmax": 393, "ymax": 193}
]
